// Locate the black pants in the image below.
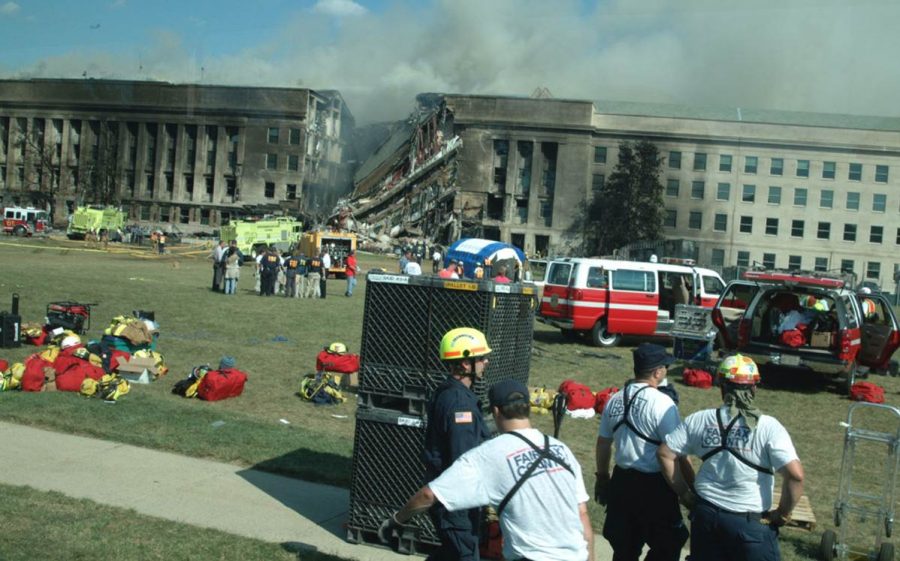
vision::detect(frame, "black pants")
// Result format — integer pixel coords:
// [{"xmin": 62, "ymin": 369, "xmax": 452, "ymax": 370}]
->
[
  {"xmin": 690, "ymin": 499, "xmax": 780, "ymax": 561},
  {"xmin": 320, "ymin": 277, "xmax": 327, "ymax": 298},
  {"xmin": 261, "ymin": 270, "xmax": 277, "ymax": 296},
  {"xmin": 602, "ymin": 466, "xmax": 688, "ymax": 561},
  {"xmin": 427, "ymin": 502, "xmax": 481, "ymax": 561}
]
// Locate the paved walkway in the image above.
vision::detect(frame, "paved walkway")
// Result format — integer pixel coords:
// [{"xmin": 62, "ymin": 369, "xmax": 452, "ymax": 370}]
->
[{"xmin": 0, "ymin": 422, "xmax": 686, "ymax": 560}]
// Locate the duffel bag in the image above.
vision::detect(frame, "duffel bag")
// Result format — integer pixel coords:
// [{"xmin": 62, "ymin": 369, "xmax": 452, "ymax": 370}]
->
[
  {"xmin": 558, "ymin": 379, "xmax": 595, "ymax": 411},
  {"xmin": 683, "ymin": 368, "xmax": 713, "ymax": 389},
  {"xmin": 850, "ymin": 381, "xmax": 885, "ymax": 404},
  {"xmin": 315, "ymin": 350, "xmax": 360, "ymax": 374},
  {"xmin": 22, "ymin": 354, "xmax": 52, "ymax": 392},
  {"xmin": 197, "ymin": 368, "xmax": 248, "ymax": 401}
]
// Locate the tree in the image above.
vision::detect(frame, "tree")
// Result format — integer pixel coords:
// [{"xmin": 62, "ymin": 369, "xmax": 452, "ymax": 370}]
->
[{"xmin": 582, "ymin": 140, "xmax": 665, "ymax": 256}]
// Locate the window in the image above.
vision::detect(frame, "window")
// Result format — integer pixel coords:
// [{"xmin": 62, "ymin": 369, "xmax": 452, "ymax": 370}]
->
[
  {"xmin": 664, "ymin": 209, "xmax": 677, "ymax": 228},
  {"xmin": 847, "ymin": 191, "xmax": 860, "ymax": 210},
  {"xmin": 267, "ymin": 127, "xmax": 279, "ymax": 144},
  {"xmin": 179, "ymin": 207, "xmax": 190, "ymax": 224},
  {"xmin": 591, "ymin": 173, "xmax": 605, "ymax": 192},
  {"xmin": 266, "ymin": 153, "xmax": 277, "ymax": 170},
  {"xmin": 793, "ymin": 188, "xmax": 808, "ymax": 206},
  {"xmin": 493, "ymin": 140, "xmax": 509, "ymax": 189},
  {"xmin": 612, "ymin": 269, "xmax": 656, "ymax": 292},
  {"xmin": 871, "ymin": 225, "xmax": 883, "ymax": 244},
  {"xmin": 691, "ymin": 181, "xmax": 705, "ymax": 199},
  {"xmin": 737, "ymin": 251, "xmax": 750, "ymax": 267},
  {"xmin": 288, "ymin": 154, "xmax": 299, "ymax": 172},
  {"xmin": 693, "ymin": 153, "xmax": 707, "ymax": 171},
  {"xmin": 289, "ymin": 128, "xmax": 301, "ymax": 145},
  {"xmin": 740, "ymin": 216, "xmax": 753, "ymax": 233},
  {"xmin": 741, "ymin": 184, "xmax": 756, "ymax": 203},
  {"xmin": 547, "ymin": 263, "xmax": 573, "ymax": 286},
  {"xmin": 140, "ymin": 205, "xmax": 150, "ymax": 220},
  {"xmin": 849, "ymin": 162, "xmax": 862, "ymax": 181},
  {"xmin": 840, "ymin": 260, "xmax": 854, "ymax": 274},
  {"xmin": 796, "ymin": 159, "xmax": 809, "ymax": 178},
  {"xmin": 264, "ymin": 181, "xmax": 275, "ymax": 198},
  {"xmin": 665, "ymin": 179, "xmax": 680, "ymax": 197},
  {"xmin": 843, "ymin": 224, "xmax": 857, "ymax": 242},
  {"xmin": 689, "ymin": 211, "xmax": 702, "ymax": 230},
  {"xmin": 814, "ymin": 257, "xmax": 828, "ymax": 272},
  {"xmin": 768, "ymin": 186, "xmax": 782, "ymax": 205},
  {"xmin": 668, "ymin": 151, "xmax": 681, "ymax": 169},
  {"xmin": 873, "ymin": 194, "xmax": 886, "ymax": 212},
  {"xmin": 875, "ymin": 164, "xmax": 889, "ymax": 183},
  {"xmin": 586, "ymin": 267, "xmax": 609, "ymax": 289},
  {"xmin": 791, "ymin": 220, "xmax": 804, "ymax": 238},
  {"xmin": 593, "ymin": 146, "xmax": 607, "ymax": 164},
  {"xmin": 897, "ymin": 227, "xmax": 900, "ymax": 245},
  {"xmin": 744, "ymin": 156, "xmax": 758, "ymax": 174},
  {"xmin": 719, "ymin": 154, "xmax": 732, "ymax": 172},
  {"xmin": 286, "ymin": 183, "xmax": 297, "ymax": 200},
  {"xmin": 200, "ymin": 208, "xmax": 210, "ymax": 226},
  {"xmin": 771, "ymin": 158, "xmax": 784, "ymax": 176},
  {"xmin": 866, "ymin": 262, "xmax": 881, "ymax": 280},
  {"xmin": 716, "ymin": 182, "xmax": 730, "ymax": 201},
  {"xmin": 823, "ymin": 161, "xmax": 836, "ymax": 179},
  {"xmin": 788, "ymin": 255, "xmax": 802, "ymax": 270},
  {"xmin": 184, "ymin": 174, "xmax": 194, "ymax": 194},
  {"xmin": 713, "ymin": 213, "xmax": 727, "ymax": 232},
  {"xmin": 765, "ymin": 218, "xmax": 779, "ymax": 236},
  {"xmin": 820, "ymin": 189, "xmax": 834, "ymax": 209},
  {"xmin": 817, "ymin": 222, "xmax": 831, "ymax": 240},
  {"xmin": 763, "ymin": 253, "xmax": 776, "ymax": 269},
  {"xmin": 711, "ymin": 248, "xmax": 725, "ymax": 266}
]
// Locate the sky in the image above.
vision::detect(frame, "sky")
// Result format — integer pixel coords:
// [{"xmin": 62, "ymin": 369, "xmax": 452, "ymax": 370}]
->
[{"xmin": 1, "ymin": 0, "xmax": 899, "ymax": 124}]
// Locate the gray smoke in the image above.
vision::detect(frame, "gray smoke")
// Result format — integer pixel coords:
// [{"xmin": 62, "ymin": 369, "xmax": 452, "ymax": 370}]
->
[{"xmin": 3, "ymin": 0, "xmax": 899, "ymax": 124}]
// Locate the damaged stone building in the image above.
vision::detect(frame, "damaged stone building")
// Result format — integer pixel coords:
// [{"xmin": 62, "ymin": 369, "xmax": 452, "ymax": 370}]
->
[
  {"xmin": 346, "ymin": 94, "xmax": 900, "ymax": 290},
  {"xmin": 0, "ymin": 79, "xmax": 353, "ymax": 231}
]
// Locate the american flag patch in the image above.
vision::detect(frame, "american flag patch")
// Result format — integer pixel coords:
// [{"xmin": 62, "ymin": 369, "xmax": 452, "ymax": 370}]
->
[{"xmin": 454, "ymin": 411, "xmax": 473, "ymax": 424}]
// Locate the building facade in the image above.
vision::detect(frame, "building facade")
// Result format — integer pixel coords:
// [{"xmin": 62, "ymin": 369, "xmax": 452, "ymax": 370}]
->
[
  {"xmin": 0, "ymin": 79, "xmax": 353, "ymax": 231},
  {"xmin": 349, "ymin": 94, "xmax": 900, "ymax": 291}
]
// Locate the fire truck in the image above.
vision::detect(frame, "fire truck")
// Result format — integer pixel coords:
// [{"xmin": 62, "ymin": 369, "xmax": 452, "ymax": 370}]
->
[
  {"xmin": 298, "ymin": 230, "xmax": 357, "ymax": 278},
  {"xmin": 66, "ymin": 206, "xmax": 126, "ymax": 240},
  {"xmin": 2, "ymin": 206, "xmax": 51, "ymax": 236},
  {"xmin": 218, "ymin": 217, "xmax": 304, "ymax": 257}
]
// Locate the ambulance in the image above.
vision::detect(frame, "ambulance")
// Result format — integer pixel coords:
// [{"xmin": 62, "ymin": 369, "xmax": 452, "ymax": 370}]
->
[
  {"xmin": 2, "ymin": 206, "xmax": 51, "ymax": 236},
  {"xmin": 537, "ymin": 257, "xmax": 726, "ymax": 347}
]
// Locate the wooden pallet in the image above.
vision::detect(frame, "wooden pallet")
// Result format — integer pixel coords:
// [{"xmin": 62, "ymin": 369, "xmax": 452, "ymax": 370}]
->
[{"xmin": 773, "ymin": 491, "xmax": 817, "ymax": 531}]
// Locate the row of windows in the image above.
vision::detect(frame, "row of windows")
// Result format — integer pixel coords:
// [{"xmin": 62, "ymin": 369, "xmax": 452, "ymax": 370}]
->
[
  {"xmin": 665, "ymin": 180, "xmax": 892, "ymax": 211},
  {"xmin": 666, "ymin": 210, "xmax": 899, "ymax": 244},
  {"xmin": 267, "ymin": 127, "xmax": 302, "ymax": 146},
  {"xmin": 710, "ymin": 250, "xmax": 887, "ymax": 281},
  {"xmin": 265, "ymin": 153, "xmax": 302, "ymax": 172},
  {"xmin": 593, "ymin": 145, "xmax": 890, "ymax": 183}
]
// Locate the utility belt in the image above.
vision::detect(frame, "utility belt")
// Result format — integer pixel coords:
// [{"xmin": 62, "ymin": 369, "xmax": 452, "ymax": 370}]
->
[{"xmin": 696, "ymin": 495, "xmax": 766, "ymax": 521}]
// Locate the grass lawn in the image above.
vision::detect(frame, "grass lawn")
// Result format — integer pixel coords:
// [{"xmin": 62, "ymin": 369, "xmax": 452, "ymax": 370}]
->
[{"xmin": 1, "ymin": 235, "xmax": 898, "ymax": 560}]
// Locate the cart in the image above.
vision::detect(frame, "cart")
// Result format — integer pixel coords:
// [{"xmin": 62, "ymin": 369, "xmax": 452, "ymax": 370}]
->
[
  {"xmin": 820, "ymin": 402, "xmax": 900, "ymax": 561},
  {"xmin": 671, "ymin": 304, "xmax": 717, "ymax": 368}
]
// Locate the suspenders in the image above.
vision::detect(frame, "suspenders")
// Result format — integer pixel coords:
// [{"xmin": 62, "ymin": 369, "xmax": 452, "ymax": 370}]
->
[
  {"xmin": 497, "ymin": 432, "xmax": 574, "ymax": 517},
  {"xmin": 700, "ymin": 409, "xmax": 774, "ymax": 475},
  {"xmin": 612, "ymin": 384, "xmax": 662, "ymax": 446}
]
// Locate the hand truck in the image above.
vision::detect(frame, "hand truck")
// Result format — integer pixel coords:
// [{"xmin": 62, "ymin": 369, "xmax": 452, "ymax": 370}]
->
[{"xmin": 820, "ymin": 402, "xmax": 900, "ymax": 561}]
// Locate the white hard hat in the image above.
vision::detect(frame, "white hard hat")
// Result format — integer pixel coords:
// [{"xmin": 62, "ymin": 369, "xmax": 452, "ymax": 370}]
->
[
  {"xmin": 60, "ymin": 335, "xmax": 81, "ymax": 349},
  {"xmin": 860, "ymin": 287, "xmax": 872, "ymax": 295}
]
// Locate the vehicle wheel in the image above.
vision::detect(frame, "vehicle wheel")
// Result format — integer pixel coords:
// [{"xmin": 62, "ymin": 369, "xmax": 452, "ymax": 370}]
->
[
  {"xmin": 13, "ymin": 225, "xmax": 26, "ymax": 237},
  {"xmin": 820, "ymin": 529, "xmax": 836, "ymax": 561},
  {"xmin": 591, "ymin": 321, "xmax": 621, "ymax": 348},
  {"xmin": 878, "ymin": 542, "xmax": 894, "ymax": 561}
]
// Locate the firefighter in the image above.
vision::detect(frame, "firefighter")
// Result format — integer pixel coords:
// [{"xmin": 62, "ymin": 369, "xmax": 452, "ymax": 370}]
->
[{"xmin": 420, "ymin": 328, "xmax": 493, "ymax": 561}]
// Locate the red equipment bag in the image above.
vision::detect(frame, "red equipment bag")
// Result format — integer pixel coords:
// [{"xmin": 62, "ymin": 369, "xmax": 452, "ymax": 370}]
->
[
  {"xmin": 197, "ymin": 368, "xmax": 248, "ymax": 401},
  {"xmin": 0, "ymin": 359, "xmax": 7, "ymax": 372},
  {"xmin": 594, "ymin": 386, "xmax": 619, "ymax": 414},
  {"xmin": 21, "ymin": 354, "xmax": 52, "ymax": 392},
  {"xmin": 558, "ymin": 380, "xmax": 595, "ymax": 411},
  {"xmin": 683, "ymin": 368, "xmax": 714, "ymax": 389},
  {"xmin": 850, "ymin": 381, "xmax": 885, "ymax": 404},
  {"xmin": 53, "ymin": 356, "xmax": 104, "ymax": 392},
  {"xmin": 779, "ymin": 329, "xmax": 806, "ymax": 348},
  {"xmin": 315, "ymin": 350, "xmax": 360, "ymax": 374}
]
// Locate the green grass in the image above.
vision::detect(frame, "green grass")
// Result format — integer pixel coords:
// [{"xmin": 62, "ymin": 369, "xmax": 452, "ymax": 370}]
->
[
  {"xmin": 0, "ymin": 483, "xmax": 342, "ymax": 561},
  {"xmin": 1, "ymin": 236, "xmax": 899, "ymax": 560}
]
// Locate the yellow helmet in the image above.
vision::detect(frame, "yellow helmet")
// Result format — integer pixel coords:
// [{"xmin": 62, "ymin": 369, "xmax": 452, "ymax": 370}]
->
[
  {"xmin": 717, "ymin": 354, "xmax": 760, "ymax": 385},
  {"xmin": 440, "ymin": 328, "xmax": 491, "ymax": 361},
  {"xmin": 328, "ymin": 342, "xmax": 347, "ymax": 354}
]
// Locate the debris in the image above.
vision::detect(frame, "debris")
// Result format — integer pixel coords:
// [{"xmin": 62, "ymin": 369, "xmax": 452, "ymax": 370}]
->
[
  {"xmin": 278, "ymin": 418, "xmax": 290, "ymax": 425},
  {"xmin": 331, "ymin": 414, "xmax": 348, "ymax": 419},
  {"xmin": 211, "ymin": 420, "xmax": 226, "ymax": 428}
]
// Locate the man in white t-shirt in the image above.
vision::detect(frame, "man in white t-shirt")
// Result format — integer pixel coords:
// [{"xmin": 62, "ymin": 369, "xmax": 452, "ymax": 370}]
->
[
  {"xmin": 596, "ymin": 342, "xmax": 691, "ymax": 561},
  {"xmin": 403, "ymin": 260, "xmax": 422, "ymax": 275},
  {"xmin": 380, "ymin": 380, "xmax": 592, "ymax": 561},
  {"xmin": 658, "ymin": 354, "xmax": 804, "ymax": 561}
]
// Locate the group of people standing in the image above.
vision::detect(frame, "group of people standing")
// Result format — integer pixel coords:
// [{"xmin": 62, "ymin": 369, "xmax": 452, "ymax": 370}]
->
[{"xmin": 210, "ymin": 241, "xmax": 358, "ymax": 298}]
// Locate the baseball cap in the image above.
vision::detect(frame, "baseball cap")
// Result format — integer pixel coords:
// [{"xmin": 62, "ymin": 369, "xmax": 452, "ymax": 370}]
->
[
  {"xmin": 489, "ymin": 380, "xmax": 530, "ymax": 408},
  {"xmin": 632, "ymin": 343, "xmax": 675, "ymax": 374}
]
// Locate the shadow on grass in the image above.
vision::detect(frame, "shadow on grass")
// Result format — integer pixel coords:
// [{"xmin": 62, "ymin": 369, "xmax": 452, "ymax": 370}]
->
[{"xmin": 757, "ymin": 365, "xmax": 844, "ymax": 396}]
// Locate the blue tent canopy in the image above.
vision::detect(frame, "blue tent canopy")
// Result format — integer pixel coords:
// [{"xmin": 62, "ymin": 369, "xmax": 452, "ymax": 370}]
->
[{"xmin": 445, "ymin": 238, "xmax": 527, "ymax": 279}]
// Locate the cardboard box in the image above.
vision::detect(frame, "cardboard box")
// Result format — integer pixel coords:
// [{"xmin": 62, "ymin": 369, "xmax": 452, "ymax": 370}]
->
[
  {"xmin": 116, "ymin": 355, "xmax": 159, "ymax": 384},
  {"xmin": 810, "ymin": 332, "xmax": 833, "ymax": 348},
  {"xmin": 337, "ymin": 372, "xmax": 358, "ymax": 391}
]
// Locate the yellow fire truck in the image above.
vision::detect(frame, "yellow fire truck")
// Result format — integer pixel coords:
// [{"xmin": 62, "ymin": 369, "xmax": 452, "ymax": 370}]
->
[
  {"xmin": 219, "ymin": 217, "xmax": 304, "ymax": 257},
  {"xmin": 298, "ymin": 230, "xmax": 357, "ymax": 277},
  {"xmin": 66, "ymin": 206, "xmax": 126, "ymax": 240}
]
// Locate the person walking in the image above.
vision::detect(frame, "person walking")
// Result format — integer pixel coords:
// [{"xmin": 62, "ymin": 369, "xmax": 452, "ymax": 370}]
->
[
  {"xmin": 380, "ymin": 379, "xmax": 593, "ymax": 561},
  {"xmin": 596, "ymin": 342, "xmax": 690, "ymax": 561},
  {"xmin": 211, "ymin": 240, "xmax": 226, "ymax": 292},
  {"xmin": 431, "ymin": 246, "xmax": 442, "ymax": 273},
  {"xmin": 222, "ymin": 246, "xmax": 241, "ymax": 295},
  {"xmin": 305, "ymin": 253, "xmax": 322, "ymax": 298},
  {"xmin": 658, "ymin": 354, "xmax": 804, "ymax": 561},
  {"xmin": 345, "ymin": 250, "xmax": 358, "ymax": 297}
]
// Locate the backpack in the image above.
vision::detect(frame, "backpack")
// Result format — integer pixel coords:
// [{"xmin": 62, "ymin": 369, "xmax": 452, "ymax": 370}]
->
[
  {"xmin": 850, "ymin": 381, "xmax": 885, "ymax": 404},
  {"xmin": 299, "ymin": 373, "xmax": 345, "ymax": 405},
  {"xmin": 558, "ymin": 379, "xmax": 595, "ymax": 411},
  {"xmin": 197, "ymin": 368, "xmax": 248, "ymax": 401},
  {"xmin": 172, "ymin": 364, "xmax": 211, "ymax": 398}
]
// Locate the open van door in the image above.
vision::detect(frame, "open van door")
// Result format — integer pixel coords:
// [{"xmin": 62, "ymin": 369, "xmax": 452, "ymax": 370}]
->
[
  {"xmin": 711, "ymin": 281, "xmax": 761, "ymax": 349},
  {"xmin": 857, "ymin": 293, "xmax": 900, "ymax": 373}
]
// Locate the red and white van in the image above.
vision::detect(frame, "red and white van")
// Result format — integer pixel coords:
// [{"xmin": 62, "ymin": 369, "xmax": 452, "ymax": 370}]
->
[
  {"xmin": 2, "ymin": 206, "xmax": 51, "ymax": 236},
  {"xmin": 537, "ymin": 257, "xmax": 726, "ymax": 346}
]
